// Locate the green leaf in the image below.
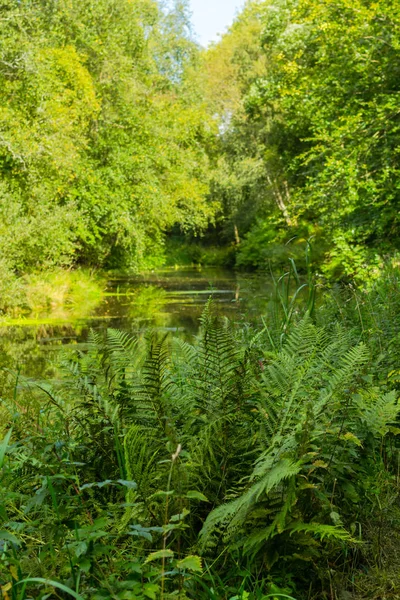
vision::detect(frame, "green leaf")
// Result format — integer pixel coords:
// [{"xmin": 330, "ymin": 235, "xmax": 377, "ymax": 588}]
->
[
  {"xmin": 176, "ymin": 555, "xmax": 203, "ymax": 572},
  {"xmin": 80, "ymin": 480, "xmax": 113, "ymax": 490},
  {"xmin": 143, "ymin": 583, "xmax": 159, "ymax": 600},
  {"xmin": 0, "ymin": 530, "xmax": 21, "ymax": 546},
  {"xmin": 341, "ymin": 432, "xmax": 363, "ymax": 447},
  {"xmin": 128, "ymin": 526, "xmax": 152, "ymax": 542},
  {"xmin": 117, "ymin": 479, "xmax": 137, "ymax": 489},
  {"xmin": 262, "ymin": 595, "xmax": 297, "ymax": 600},
  {"xmin": 75, "ymin": 541, "xmax": 88, "ymax": 557},
  {"xmin": 77, "ymin": 557, "xmax": 91, "ymax": 573},
  {"xmin": 186, "ymin": 490, "xmax": 209, "ymax": 502},
  {"xmin": 79, "ymin": 479, "xmax": 136, "ymax": 491},
  {"xmin": 150, "ymin": 490, "xmax": 175, "ymax": 499},
  {"xmin": 288, "ymin": 522, "xmax": 353, "ymax": 541},
  {"xmin": 169, "ymin": 508, "xmax": 189, "ymax": 522},
  {"xmin": 144, "ymin": 549, "xmax": 174, "ymax": 563}
]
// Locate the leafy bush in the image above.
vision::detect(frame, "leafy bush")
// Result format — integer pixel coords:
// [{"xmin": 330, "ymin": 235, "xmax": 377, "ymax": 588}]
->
[
  {"xmin": 165, "ymin": 238, "xmax": 236, "ymax": 268},
  {"xmin": 236, "ymin": 219, "xmax": 326, "ymax": 273}
]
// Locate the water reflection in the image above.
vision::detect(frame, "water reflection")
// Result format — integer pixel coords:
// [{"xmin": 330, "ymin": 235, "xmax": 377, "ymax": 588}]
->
[{"xmin": 0, "ymin": 268, "xmax": 274, "ymax": 382}]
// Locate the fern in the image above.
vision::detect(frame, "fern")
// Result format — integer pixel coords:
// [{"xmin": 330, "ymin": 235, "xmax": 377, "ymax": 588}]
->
[
  {"xmin": 37, "ymin": 308, "xmax": 398, "ymax": 582},
  {"xmin": 287, "ymin": 522, "xmax": 354, "ymax": 541},
  {"xmin": 199, "ymin": 316, "xmax": 391, "ymax": 565}
]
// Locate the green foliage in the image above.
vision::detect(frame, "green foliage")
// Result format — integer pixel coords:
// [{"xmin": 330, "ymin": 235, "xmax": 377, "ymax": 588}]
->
[
  {"xmin": 3, "ymin": 0, "xmax": 400, "ymax": 595},
  {"xmin": 0, "ymin": 258, "xmax": 25, "ymax": 312},
  {"xmin": 0, "ymin": 0, "xmax": 217, "ymax": 283},
  {"xmin": 319, "ymin": 260, "xmax": 400, "ymax": 379},
  {"xmin": 235, "ymin": 219, "xmax": 325, "ymax": 271},
  {"xmin": 2, "ymin": 284, "xmax": 400, "ymax": 598},
  {"xmin": 203, "ymin": 0, "xmax": 400, "ymax": 278},
  {"xmin": 200, "ymin": 1, "xmax": 272, "ymax": 246},
  {"xmin": 3, "ymin": 0, "xmax": 400, "ymax": 289},
  {"xmin": 200, "ymin": 318, "xmax": 376, "ymax": 565},
  {"xmin": 165, "ymin": 238, "xmax": 236, "ymax": 267},
  {"xmin": 0, "ymin": 268, "xmax": 104, "ymax": 319}
]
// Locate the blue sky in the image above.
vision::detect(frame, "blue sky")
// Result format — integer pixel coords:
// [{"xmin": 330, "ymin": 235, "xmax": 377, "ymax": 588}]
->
[{"xmin": 189, "ymin": 0, "xmax": 245, "ymax": 47}]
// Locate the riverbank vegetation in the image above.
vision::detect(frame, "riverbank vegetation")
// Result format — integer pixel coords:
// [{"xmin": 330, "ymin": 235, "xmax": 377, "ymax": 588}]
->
[
  {"xmin": 2, "ymin": 266, "xmax": 400, "ymax": 599},
  {"xmin": 202, "ymin": 0, "xmax": 400, "ymax": 280},
  {"xmin": 2, "ymin": 0, "xmax": 400, "ymax": 598}
]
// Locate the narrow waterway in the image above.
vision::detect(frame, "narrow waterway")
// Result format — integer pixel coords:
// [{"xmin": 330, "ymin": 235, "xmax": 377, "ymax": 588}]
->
[{"xmin": 0, "ymin": 268, "xmax": 276, "ymax": 381}]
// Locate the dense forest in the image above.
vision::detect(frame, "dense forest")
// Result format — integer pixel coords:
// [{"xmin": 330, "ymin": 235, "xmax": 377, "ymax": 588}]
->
[
  {"xmin": 1, "ymin": 0, "xmax": 400, "ymax": 305},
  {"xmin": 2, "ymin": 0, "xmax": 400, "ymax": 599}
]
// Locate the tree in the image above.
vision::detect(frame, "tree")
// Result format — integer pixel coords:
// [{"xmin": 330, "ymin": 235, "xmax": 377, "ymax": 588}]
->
[
  {"xmin": 204, "ymin": 0, "xmax": 400, "ymax": 276},
  {"xmin": 0, "ymin": 0, "xmax": 216, "ymax": 273},
  {"xmin": 201, "ymin": 1, "xmax": 275, "ymax": 244},
  {"xmin": 246, "ymin": 0, "xmax": 400, "ymax": 275}
]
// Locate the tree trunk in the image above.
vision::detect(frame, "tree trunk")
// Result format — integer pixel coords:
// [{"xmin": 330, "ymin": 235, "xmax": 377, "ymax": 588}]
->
[
  {"xmin": 234, "ymin": 223, "xmax": 241, "ymax": 245},
  {"xmin": 266, "ymin": 175, "xmax": 294, "ymax": 226}
]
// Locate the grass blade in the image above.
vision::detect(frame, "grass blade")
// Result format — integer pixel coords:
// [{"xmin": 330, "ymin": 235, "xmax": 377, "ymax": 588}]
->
[
  {"xmin": 15, "ymin": 578, "xmax": 84, "ymax": 600},
  {"xmin": 0, "ymin": 428, "xmax": 12, "ymax": 469}
]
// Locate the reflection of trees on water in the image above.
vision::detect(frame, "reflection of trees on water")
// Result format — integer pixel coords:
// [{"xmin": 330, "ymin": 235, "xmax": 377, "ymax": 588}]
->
[
  {"xmin": 126, "ymin": 285, "xmax": 168, "ymax": 325},
  {"xmin": 0, "ymin": 270, "xmax": 286, "ymax": 385},
  {"xmin": 0, "ymin": 324, "xmax": 84, "ymax": 392}
]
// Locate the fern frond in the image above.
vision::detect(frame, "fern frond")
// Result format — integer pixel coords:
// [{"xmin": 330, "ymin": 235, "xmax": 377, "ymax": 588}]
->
[
  {"xmin": 288, "ymin": 522, "xmax": 354, "ymax": 541},
  {"xmin": 356, "ymin": 389, "xmax": 400, "ymax": 438}
]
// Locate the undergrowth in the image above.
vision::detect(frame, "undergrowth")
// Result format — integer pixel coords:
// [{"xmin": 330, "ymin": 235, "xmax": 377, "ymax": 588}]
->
[{"xmin": 1, "ymin": 266, "xmax": 400, "ymax": 599}]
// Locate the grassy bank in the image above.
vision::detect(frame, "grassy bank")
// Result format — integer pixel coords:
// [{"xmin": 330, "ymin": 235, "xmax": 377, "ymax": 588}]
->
[{"xmin": 0, "ymin": 269, "xmax": 105, "ymax": 322}]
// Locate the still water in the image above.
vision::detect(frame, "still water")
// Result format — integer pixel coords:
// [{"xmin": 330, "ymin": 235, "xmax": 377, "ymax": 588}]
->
[{"xmin": 0, "ymin": 269, "xmax": 274, "ymax": 381}]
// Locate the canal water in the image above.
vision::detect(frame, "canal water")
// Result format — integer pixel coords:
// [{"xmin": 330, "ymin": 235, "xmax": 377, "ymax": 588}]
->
[{"xmin": 0, "ymin": 268, "xmax": 275, "ymax": 382}]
